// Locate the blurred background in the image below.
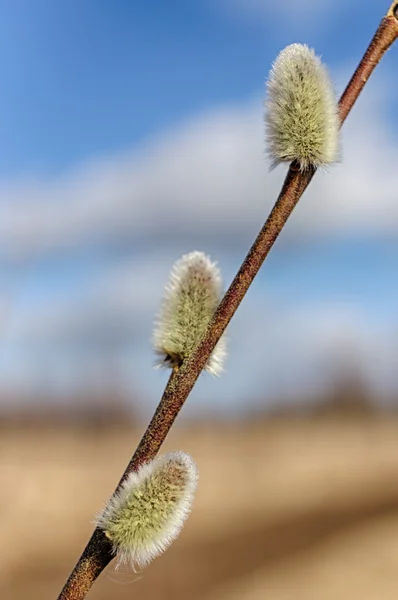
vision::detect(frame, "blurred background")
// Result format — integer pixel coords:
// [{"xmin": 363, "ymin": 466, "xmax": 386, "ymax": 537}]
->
[{"xmin": 2, "ymin": 1, "xmax": 398, "ymax": 598}]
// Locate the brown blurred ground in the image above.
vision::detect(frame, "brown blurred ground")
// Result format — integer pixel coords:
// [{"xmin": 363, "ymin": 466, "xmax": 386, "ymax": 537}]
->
[{"xmin": 2, "ymin": 412, "xmax": 398, "ymax": 599}]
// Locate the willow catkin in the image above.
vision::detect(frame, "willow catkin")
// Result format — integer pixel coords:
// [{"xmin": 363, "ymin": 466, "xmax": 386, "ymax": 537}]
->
[
  {"xmin": 95, "ymin": 452, "xmax": 198, "ymax": 569},
  {"xmin": 265, "ymin": 43, "xmax": 340, "ymax": 171},
  {"xmin": 152, "ymin": 251, "xmax": 227, "ymax": 375}
]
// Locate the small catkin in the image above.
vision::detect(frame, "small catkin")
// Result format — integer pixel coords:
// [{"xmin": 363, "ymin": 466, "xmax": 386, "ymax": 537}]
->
[
  {"xmin": 95, "ymin": 452, "xmax": 198, "ymax": 569},
  {"xmin": 152, "ymin": 251, "xmax": 227, "ymax": 376},
  {"xmin": 265, "ymin": 43, "xmax": 340, "ymax": 171}
]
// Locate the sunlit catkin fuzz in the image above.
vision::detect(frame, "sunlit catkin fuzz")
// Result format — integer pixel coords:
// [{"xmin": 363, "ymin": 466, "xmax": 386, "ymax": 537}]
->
[
  {"xmin": 265, "ymin": 43, "xmax": 340, "ymax": 171},
  {"xmin": 152, "ymin": 251, "xmax": 227, "ymax": 375},
  {"xmin": 95, "ymin": 452, "xmax": 198, "ymax": 570}
]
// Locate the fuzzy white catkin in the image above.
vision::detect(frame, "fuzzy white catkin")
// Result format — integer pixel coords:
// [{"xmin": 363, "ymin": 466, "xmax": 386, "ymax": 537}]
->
[
  {"xmin": 265, "ymin": 43, "xmax": 340, "ymax": 171},
  {"xmin": 95, "ymin": 452, "xmax": 198, "ymax": 570},
  {"xmin": 152, "ymin": 251, "xmax": 227, "ymax": 376}
]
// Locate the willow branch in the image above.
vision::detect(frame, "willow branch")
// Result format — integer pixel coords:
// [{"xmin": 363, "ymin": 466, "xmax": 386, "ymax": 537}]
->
[{"xmin": 57, "ymin": 4, "xmax": 398, "ymax": 599}]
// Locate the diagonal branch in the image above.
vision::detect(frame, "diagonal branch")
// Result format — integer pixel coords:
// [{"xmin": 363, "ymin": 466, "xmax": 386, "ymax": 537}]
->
[{"xmin": 57, "ymin": 4, "xmax": 398, "ymax": 599}]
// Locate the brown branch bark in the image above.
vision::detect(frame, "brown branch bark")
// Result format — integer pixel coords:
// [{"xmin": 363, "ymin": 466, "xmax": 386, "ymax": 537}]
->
[
  {"xmin": 57, "ymin": 4, "xmax": 398, "ymax": 599},
  {"xmin": 339, "ymin": 3, "xmax": 398, "ymax": 123}
]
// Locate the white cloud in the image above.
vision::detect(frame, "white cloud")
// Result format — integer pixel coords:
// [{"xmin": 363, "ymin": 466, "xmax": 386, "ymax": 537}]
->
[
  {"xmin": 0, "ymin": 102, "xmax": 268, "ymax": 262},
  {"xmin": 4, "ymin": 268, "xmax": 398, "ymax": 411},
  {"xmin": 1, "ymin": 73, "xmax": 397, "ymax": 267},
  {"xmin": 9, "ymin": 253, "xmax": 173, "ymax": 345},
  {"xmin": 214, "ymin": 0, "xmax": 345, "ymax": 29},
  {"xmin": 221, "ymin": 296, "xmax": 398, "ymax": 407}
]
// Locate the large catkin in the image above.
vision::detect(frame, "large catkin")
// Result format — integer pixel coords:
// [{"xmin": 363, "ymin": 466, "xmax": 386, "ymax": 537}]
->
[
  {"xmin": 95, "ymin": 452, "xmax": 198, "ymax": 569},
  {"xmin": 265, "ymin": 43, "xmax": 340, "ymax": 171}
]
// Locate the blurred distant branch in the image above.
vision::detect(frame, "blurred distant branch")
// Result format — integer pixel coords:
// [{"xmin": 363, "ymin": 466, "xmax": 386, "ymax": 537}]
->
[{"xmin": 57, "ymin": 4, "xmax": 398, "ymax": 599}]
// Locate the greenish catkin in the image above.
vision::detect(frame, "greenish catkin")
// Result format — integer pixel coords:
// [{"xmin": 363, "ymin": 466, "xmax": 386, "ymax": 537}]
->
[
  {"xmin": 95, "ymin": 452, "xmax": 198, "ymax": 569},
  {"xmin": 265, "ymin": 43, "xmax": 340, "ymax": 171},
  {"xmin": 152, "ymin": 251, "xmax": 227, "ymax": 375}
]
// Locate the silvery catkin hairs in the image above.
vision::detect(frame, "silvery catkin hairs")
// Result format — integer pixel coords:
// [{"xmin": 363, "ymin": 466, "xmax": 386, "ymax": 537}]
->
[
  {"xmin": 95, "ymin": 452, "xmax": 198, "ymax": 569},
  {"xmin": 265, "ymin": 43, "xmax": 340, "ymax": 171},
  {"xmin": 152, "ymin": 251, "xmax": 227, "ymax": 376}
]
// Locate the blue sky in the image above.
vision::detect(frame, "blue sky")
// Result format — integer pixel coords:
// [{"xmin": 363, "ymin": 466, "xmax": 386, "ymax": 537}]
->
[
  {"xmin": 1, "ymin": 0, "xmax": 398, "ymax": 416},
  {"xmin": 1, "ymin": 0, "xmax": 394, "ymax": 175}
]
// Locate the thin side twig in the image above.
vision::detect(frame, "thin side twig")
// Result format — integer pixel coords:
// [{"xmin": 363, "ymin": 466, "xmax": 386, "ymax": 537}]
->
[{"xmin": 57, "ymin": 4, "xmax": 398, "ymax": 599}]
